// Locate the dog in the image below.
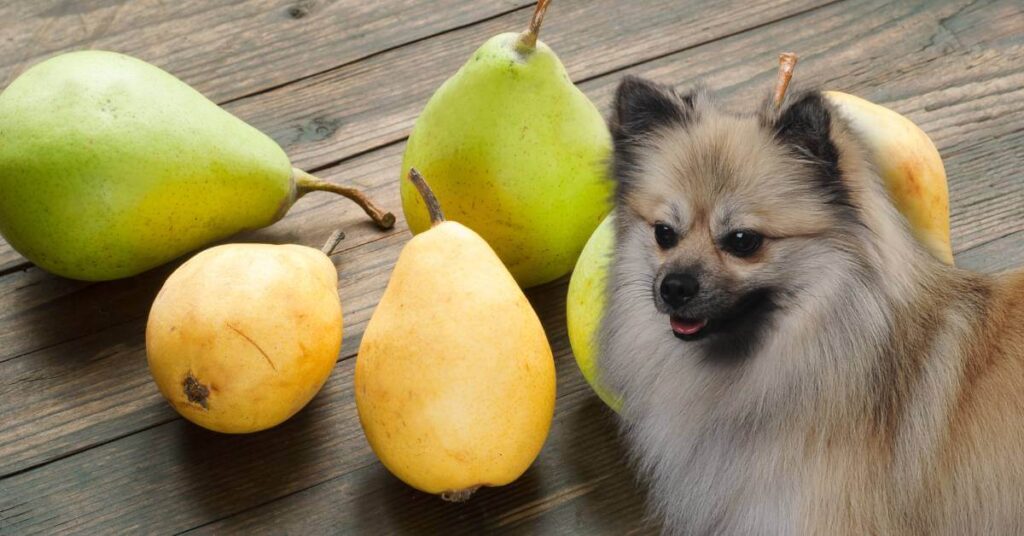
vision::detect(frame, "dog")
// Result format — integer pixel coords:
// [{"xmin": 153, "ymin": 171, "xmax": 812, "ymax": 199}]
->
[{"xmin": 598, "ymin": 75, "xmax": 1024, "ymax": 535}]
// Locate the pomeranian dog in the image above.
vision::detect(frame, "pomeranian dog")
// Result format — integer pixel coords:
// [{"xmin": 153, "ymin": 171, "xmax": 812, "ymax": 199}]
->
[{"xmin": 598, "ymin": 76, "xmax": 1024, "ymax": 535}]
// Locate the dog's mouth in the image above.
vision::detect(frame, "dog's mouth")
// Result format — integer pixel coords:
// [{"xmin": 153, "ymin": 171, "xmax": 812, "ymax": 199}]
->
[
  {"xmin": 665, "ymin": 288, "xmax": 779, "ymax": 346},
  {"xmin": 670, "ymin": 316, "xmax": 709, "ymax": 340}
]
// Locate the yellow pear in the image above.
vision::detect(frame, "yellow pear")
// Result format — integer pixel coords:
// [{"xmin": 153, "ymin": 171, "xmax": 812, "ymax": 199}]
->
[
  {"xmin": 146, "ymin": 242, "xmax": 343, "ymax": 433},
  {"xmin": 825, "ymin": 91, "xmax": 953, "ymax": 264},
  {"xmin": 356, "ymin": 169, "xmax": 555, "ymax": 501}
]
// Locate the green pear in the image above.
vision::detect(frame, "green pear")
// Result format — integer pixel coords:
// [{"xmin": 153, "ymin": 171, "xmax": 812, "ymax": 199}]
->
[
  {"xmin": 566, "ymin": 213, "xmax": 621, "ymax": 411},
  {"xmin": 400, "ymin": 0, "xmax": 612, "ymax": 288},
  {"xmin": 0, "ymin": 50, "xmax": 393, "ymax": 281}
]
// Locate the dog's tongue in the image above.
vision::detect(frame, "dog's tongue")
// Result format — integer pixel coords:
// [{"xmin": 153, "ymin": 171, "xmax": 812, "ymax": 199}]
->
[{"xmin": 671, "ymin": 317, "xmax": 708, "ymax": 336}]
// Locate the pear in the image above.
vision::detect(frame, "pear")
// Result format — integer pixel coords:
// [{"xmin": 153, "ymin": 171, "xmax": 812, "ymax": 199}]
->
[
  {"xmin": 146, "ymin": 240, "xmax": 343, "ymax": 433},
  {"xmin": 400, "ymin": 0, "xmax": 613, "ymax": 288},
  {"xmin": 356, "ymin": 169, "xmax": 556, "ymax": 501},
  {"xmin": 772, "ymin": 53, "xmax": 951, "ymax": 263},
  {"xmin": 0, "ymin": 50, "xmax": 393, "ymax": 281},
  {"xmin": 565, "ymin": 213, "xmax": 621, "ymax": 412},
  {"xmin": 567, "ymin": 54, "xmax": 954, "ymax": 410},
  {"xmin": 825, "ymin": 91, "xmax": 952, "ymax": 264}
]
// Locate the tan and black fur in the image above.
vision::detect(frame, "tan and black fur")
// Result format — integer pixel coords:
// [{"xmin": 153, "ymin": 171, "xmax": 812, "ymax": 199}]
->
[{"xmin": 599, "ymin": 76, "xmax": 1024, "ymax": 535}]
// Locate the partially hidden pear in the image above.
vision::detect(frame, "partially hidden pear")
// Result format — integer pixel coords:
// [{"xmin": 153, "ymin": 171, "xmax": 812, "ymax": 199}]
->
[
  {"xmin": 147, "ymin": 242, "xmax": 343, "ymax": 433},
  {"xmin": 401, "ymin": 0, "xmax": 613, "ymax": 288},
  {"xmin": 0, "ymin": 50, "xmax": 393, "ymax": 281},
  {"xmin": 825, "ymin": 91, "xmax": 952, "ymax": 264},
  {"xmin": 566, "ymin": 213, "xmax": 621, "ymax": 412},
  {"xmin": 356, "ymin": 169, "xmax": 556, "ymax": 501}
]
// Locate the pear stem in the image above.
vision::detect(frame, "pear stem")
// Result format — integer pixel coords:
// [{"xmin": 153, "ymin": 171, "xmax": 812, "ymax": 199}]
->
[
  {"xmin": 407, "ymin": 168, "xmax": 445, "ymax": 227},
  {"xmin": 516, "ymin": 0, "xmax": 552, "ymax": 51},
  {"xmin": 293, "ymin": 168, "xmax": 396, "ymax": 230},
  {"xmin": 321, "ymin": 229, "xmax": 346, "ymax": 256},
  {"xmin": 772, "ymin": 52, "xmax": 798, "ymax": 111}
]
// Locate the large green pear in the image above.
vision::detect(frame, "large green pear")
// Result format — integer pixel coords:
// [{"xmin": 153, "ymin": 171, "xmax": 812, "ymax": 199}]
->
[
  {"xmin": 400, "ymin": 0, "xmax": 612, "ymax": 288},
  {"xmin": 0, "ymin": 50, "xmax": 392, "ymax": 281}
]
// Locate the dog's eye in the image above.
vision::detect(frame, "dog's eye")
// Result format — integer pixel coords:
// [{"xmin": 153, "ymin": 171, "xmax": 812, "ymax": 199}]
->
[
  {"xmin": 722, "ymin": 230, "xmax": 763, "ymax": 257},
  {"xmin": 654, "ymin": 223, "xmax": 678, "ymax": 249}
]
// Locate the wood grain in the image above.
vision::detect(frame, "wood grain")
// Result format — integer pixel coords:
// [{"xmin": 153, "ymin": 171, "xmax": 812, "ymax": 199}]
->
[
  {"xmin": 226, "ymin": 0, "xmax": 830, "ymax": 174},
  {"xmin": 184, "ymin": 395, "xmax": 656, "ymax": 535},
  {"xmin": 0, "ymin": 0, "xmax": 532, "ymax": 102},
  {"xmin": 0, "ymin": 0, "xmax": 1022, "ymax": 533}
]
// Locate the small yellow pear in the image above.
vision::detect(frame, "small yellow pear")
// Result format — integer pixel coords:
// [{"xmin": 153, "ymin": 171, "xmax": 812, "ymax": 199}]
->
[
  {"xmin": 146, "ymin": 243, "xmax": 343, "ymax": 433},
  {"xmin": 356, "ymin": 169, "xmax": 556, "ymax": 501}
]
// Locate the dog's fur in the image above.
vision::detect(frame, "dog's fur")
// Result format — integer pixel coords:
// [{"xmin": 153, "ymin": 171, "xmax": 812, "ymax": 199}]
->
[{"xmin": 599, "ymin": 76, "xmax": 1024, "ymax": 535}]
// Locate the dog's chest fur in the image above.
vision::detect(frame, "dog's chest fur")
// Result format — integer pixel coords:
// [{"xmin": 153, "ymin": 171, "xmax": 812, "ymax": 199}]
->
[{"xmin": 615, "ymin": 320, "xmax": 893, "ymax": 534}]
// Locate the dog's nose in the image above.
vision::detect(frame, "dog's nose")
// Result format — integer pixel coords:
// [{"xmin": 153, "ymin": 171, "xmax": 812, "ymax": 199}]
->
[{"xmin": 660, "ymin": 273, "xmax": 699, "ymax": 307}]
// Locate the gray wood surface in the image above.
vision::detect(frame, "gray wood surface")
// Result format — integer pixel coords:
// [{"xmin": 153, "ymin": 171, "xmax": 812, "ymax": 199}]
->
[{"xmin": 0, "ymin": 0, "xmax": 1021, "ymax": 533}]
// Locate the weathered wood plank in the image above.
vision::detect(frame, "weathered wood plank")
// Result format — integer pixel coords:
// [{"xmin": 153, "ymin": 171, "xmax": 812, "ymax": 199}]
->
[
  {"xmin": 0, "ymin": 0, "xmax": 531, "ymax": 103},
  {"xmin": 3, "ymin": 0, "xmax": 1021, "ymax": 274},
  {"xmin": 0, "ymin": 0, "xmax": 833, "ymax": 273},
  {"xmin": 184, "ymin": 395, "xmax": 654, "ymax": 535},
  {"xmin": 0, "ymin": 249, "xmax": 23, "ymax": 275},
  {"xmin": 228, "ymin": 0, "xmax": 830, "ymax": 173},
  {"xmin": 956, "ymin": 229, "xmax": 1024, "ymax": 274},
  {"xmin": 0, "ymin": 0, "xmax": 1021, "ymax": 480}
]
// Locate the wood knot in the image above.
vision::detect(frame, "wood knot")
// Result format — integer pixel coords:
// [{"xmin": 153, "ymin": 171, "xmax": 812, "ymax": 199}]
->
[
  {"xmin": 287, "ymin": 2, "xmax": 313, "ymax": 19},
  {"xmin": 292, "ymin": 116, "xmax": 343, "ymax": 144}
]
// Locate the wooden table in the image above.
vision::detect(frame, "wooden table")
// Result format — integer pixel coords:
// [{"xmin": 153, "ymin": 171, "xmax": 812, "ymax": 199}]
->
[{"xmin": 0, "ymin": 0, "xmax": 1021, "ymax": 533}]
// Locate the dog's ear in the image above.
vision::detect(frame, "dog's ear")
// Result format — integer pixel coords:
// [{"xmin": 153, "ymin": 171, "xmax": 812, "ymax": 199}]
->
[
  {"xmin": 610, "ymin": 77, "xmax": 696, "ymax": 195},
  {"xmin": 772, "ymin": 92, "xmax": 846, "ymax": 205},
  {"xmin": 610, "ymin": 76, "xmax": 694, "ymax": 142}
]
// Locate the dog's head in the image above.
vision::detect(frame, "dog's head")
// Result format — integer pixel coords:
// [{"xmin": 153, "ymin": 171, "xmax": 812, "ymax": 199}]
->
[{"xmin": 608, "ymin": 77, "xmax": 870, "ymax": 361}]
